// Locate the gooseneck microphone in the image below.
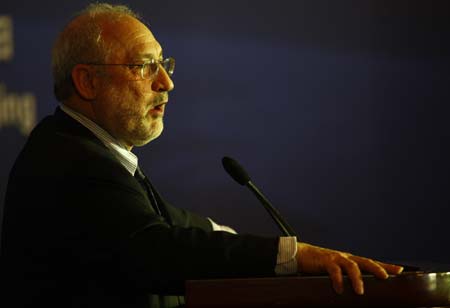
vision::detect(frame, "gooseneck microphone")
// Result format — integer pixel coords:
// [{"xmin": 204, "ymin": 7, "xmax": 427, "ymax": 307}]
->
[{"xmin": 222, "ymin": 156, "xmax": 297, "ymax": 237}]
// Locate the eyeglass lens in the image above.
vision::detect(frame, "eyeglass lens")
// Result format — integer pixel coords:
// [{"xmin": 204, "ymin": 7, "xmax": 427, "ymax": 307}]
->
[
  {"xmin": 162, "ymin": 58, "xmax": 174, "ymax": 76},
  {"xmin": 144, "ymin": 58, "xmax": 174, "ymax": 79}
]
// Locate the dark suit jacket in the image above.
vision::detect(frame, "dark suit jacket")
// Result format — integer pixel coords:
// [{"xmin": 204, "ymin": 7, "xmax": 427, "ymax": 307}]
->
[{"xmin": 1, "ymin": 108, "xmax": 279, "ymax": 308}]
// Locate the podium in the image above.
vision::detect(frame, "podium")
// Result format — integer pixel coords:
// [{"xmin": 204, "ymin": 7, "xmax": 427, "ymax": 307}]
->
[{"xmin": 186, "ymin": 271, "xmax": 450, "ymax": 307}]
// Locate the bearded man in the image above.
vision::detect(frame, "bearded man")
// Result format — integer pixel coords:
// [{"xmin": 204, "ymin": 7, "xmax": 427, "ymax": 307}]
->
[{"xmin": 1, "ymin": 3, "xmax": 403, "ymax": 308}]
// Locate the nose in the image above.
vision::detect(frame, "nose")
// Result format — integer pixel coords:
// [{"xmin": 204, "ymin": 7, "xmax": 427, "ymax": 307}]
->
[{"xmin": 151, "ymin": 66, "xmax": 174, "ymax": 93}]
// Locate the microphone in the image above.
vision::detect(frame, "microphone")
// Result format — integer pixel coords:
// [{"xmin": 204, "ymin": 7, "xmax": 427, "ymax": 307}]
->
[{"xmin": 222, "ymin": 156, "xmax": 297, "ymax": 237}]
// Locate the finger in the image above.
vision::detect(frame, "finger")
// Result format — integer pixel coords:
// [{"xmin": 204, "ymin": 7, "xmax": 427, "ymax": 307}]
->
[
  {"xmin": 350, "ymin": 256, "xmax": 389, "ymax": 279},
  {"xmin": 375, "ymin": 261, "xmax": 404, "ymax": 275},
  {"xmin": 353, "ymin": 256, "xmax": 404, "ymax": 275},
  {"xmin": 339, "ymin": 257, "xmax": 364, "ymax": 295},
  {"xmin": 326, "ymin": 262, "xmax": 344, "ymax": 294}
]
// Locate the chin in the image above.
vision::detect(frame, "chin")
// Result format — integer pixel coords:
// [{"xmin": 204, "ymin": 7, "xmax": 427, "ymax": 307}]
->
[{"xmin": 133, "ymin": 127, "xmax": 164, "ymax": 147}]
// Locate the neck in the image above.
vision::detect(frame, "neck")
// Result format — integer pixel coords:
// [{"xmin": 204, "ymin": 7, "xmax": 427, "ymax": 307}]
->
[
  {"xmin": 62, "ymin": 97, "xmax": 134, "ymax": 152},
  {"xmin": 63, "ymin": 97, "xmax": 97, "ymax": 123}
]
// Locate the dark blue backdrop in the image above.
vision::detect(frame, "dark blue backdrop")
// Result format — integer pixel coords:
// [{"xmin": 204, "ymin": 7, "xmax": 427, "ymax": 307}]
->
[{"xmin": 1, "ymin": 0, "xmax": 449, "ymax": 263}]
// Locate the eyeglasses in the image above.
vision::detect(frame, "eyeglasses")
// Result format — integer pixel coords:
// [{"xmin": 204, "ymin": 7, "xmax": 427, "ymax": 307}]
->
[{"xmin": 83, "ymin": 57, "xmax": 175, "ymax": 80}]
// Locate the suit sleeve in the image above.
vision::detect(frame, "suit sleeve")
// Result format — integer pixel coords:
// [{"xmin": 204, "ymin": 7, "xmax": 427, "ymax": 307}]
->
[
  {"xmin": 151, "ymin": 186, "xmax": 213, "ymax": 232},
  {"xmin": 60, "ymin": 173, "xmax": 279, "ymax": 295}
]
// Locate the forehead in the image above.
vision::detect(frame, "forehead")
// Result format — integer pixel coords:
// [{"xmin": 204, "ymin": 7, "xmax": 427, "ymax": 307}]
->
[{"xmin": 102, "ymin": 16, "xmax": 163, "ymax": 61}]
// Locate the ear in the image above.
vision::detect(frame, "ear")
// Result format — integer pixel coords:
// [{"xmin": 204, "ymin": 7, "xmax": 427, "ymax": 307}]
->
[{"xmin": 71, "ymin": 64, "xmax": 99, "ymax": 100}]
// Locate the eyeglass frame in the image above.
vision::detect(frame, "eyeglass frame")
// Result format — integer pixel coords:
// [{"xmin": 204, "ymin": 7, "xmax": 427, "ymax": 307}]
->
[{"xmin": 81, "ymin": 57, "xmax": 175, "ymax": 80}]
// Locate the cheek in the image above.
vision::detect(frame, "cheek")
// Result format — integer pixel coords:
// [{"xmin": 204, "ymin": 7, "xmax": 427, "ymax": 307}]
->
[
  {"xmin": 103, "ymin": 79, "xmax": 152, "ymax": 114},
  {"xmin": 133, "ymin": 79, "xmax": 153, "ymax": 95},
  {"xmin": 130, "ymin": 83, "xmax": 154, "ymax": 110}
]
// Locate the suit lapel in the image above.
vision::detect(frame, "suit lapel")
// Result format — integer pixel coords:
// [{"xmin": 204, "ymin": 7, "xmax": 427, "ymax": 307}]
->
[{"xmin": 54, "ymin": 107, "xmax": 171, "ymax": 222}]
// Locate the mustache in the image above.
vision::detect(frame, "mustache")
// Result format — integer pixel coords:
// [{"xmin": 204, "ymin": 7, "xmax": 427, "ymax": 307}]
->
[{"xmin": 152, "ymin": 94, "xmax": 168, "ymax": 106}]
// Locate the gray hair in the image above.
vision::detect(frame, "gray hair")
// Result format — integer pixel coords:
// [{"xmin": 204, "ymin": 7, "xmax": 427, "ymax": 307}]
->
[{"xmin": 52, "ymin": 3, "xmax": 141, "ymax": 101}]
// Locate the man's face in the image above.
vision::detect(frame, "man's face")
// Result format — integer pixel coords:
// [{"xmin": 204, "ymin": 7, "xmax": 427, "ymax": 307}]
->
[{"xmin": 92, "ymin": 16, "xmax": 174, "ymax": 149}]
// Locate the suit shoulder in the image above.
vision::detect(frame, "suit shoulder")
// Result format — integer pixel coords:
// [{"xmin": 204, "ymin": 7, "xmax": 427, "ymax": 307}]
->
[{"xmin": 10, "ymin": 112, "xmax": 130, "ymax": 183}]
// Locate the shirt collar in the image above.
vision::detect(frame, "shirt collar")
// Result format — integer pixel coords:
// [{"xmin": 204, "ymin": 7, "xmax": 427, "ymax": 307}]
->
[{"xmin": 59, "ymin": 104, "xmax": 138, "ymax": 176}]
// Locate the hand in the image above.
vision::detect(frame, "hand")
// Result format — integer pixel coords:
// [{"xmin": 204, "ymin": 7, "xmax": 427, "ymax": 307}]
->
[{"xmin": 296, "ymin": 242, "xmax": 404, "ymax": 295}]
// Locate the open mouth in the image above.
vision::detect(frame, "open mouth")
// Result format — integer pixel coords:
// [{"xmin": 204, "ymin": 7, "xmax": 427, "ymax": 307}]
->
[
  {"xmin": 154, "ymin": 103, "xmax": 165, "ymax": 110},
  {"xmin": 149, "ymin": 102, "xmax": 167, "ymax": 115}
]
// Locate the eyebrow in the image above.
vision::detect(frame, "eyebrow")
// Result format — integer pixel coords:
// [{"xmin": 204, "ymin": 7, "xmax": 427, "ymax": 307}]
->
[{"xmin": 138, "ymin": 51, "xmax": 163, "ymax": 60}]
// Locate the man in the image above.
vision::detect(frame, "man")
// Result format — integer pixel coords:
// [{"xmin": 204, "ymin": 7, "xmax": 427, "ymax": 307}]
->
[{"xmin": 1, "ymin": 3, "xmax": 403, "ymax": 308}]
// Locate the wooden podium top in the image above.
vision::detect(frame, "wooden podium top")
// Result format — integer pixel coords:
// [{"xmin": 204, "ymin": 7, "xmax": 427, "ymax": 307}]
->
[{"xmin": 186, "ymin": 271, "xmax": 450, "ymax": 307}]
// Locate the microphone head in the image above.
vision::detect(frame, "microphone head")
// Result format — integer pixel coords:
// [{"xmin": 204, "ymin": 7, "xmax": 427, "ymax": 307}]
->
[{"xmin": 222, "ymin": 156, "xmax": 251, "ymax": 185}]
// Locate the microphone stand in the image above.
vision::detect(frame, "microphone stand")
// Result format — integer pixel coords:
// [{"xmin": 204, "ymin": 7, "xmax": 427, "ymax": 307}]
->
[{"xmin": 246, "ymin": 181, "xmax": 297, "ymax": 237}]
